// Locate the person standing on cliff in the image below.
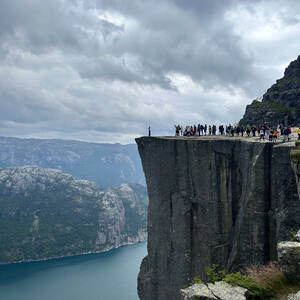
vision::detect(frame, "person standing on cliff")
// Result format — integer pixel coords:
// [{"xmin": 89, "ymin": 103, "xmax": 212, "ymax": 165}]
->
[
  {"xmin": 283, "ymin": 127, "xmax": 289, "ymax": 142},
  {"xmin": 241, "ymin": 126, "xmax": 244, "ymax": 137},
  {"xmin": 252, "ymin": 126, "xmax": 256, "ymax": 137},
  {"xmin": 148, "ymin": 126, "xmax": 151, "ymax": 137},
  {"xmin": 204, "ymin": 124, "xmax": 207, "ymax": 135},
  {"xmin": 197, "ymin": 124, "xmax": 201, "ymax": 136},
  {"xmin": 259, "ymin": 128, "xmax": 265, "ymax": 140},
  {"xmin": 297, "ymin": 126, "xmax": 300, "ymax": 140},
  {"xmin": 246, "ymin": 126, "xmax": 250, "ymax": 137}
]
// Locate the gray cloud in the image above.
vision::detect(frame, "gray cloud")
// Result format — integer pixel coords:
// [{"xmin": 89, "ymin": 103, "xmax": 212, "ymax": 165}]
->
[{"xmin": 0, "ymin": 0, "xmax": 300, "ymax": 143}]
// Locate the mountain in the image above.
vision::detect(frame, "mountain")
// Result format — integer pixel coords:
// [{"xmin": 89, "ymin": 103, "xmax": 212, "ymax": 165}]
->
[
  {"xmin": 240, "ymin": 55, "xmax": 300, "ymax": 126},
  {"xmin": 0, "ymin": 166, "xmax": 147, "ymax": 264},
  {"xmin": 0, "ymin": 137, "xmax": 145, "ymax": 188}
]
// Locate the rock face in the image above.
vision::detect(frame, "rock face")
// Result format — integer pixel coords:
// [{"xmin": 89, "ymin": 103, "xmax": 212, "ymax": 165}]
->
[
  {"xmin": 136, "ymin": 136, "xmax": 300, "ymax": 300},
  {"xmin": 180, "ymin": 282, "xmax": 247, "ymax": 300},
  {"xmin": 277, "ymin": 241, "xmax": 300, "ymax": 280},
  {"xmin": 0, "ymin": 166, "xmax": 147, "ymax": 264},
  {"xmin": 0, "ymin": 136, "xmax": 145, "ymax": 188},
  {"xmin": 240, "ymin": 55, "xmax": 300, "ymax": 126}
]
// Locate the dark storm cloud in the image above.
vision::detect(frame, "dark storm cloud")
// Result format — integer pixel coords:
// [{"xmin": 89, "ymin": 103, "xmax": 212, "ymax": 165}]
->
[
  {"xmin": 0, "ymin": 0, "xmax": 254, "ymax": 89},
  {"xmin": 0, "ymin": 0, "xmax": 300, "ymax": 142},
  {"xmin": 87, "ymin": 0, "xmax": 255, "ymax": 89}
]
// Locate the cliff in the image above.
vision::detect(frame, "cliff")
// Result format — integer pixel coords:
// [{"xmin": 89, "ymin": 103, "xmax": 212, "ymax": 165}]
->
[
  {"xmin": 240, "ymin": 55, "xmax": 300, "ymax": 126},
  {"xmin": 0, "ymin": 166, "xmax": 147, "ymax": 264},
  {"xmin": 136, "ymin": 136, "xmax": 300, "ymax": 300}
]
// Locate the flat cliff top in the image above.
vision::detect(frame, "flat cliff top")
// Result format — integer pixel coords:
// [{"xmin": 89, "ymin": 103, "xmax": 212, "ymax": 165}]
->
[{"xmin": 136, "ymin": 135, "xmax": 296, "ymax": 148}]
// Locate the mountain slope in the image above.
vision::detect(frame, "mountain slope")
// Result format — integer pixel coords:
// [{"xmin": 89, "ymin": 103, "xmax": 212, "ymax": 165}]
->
[
  {"xmin": 240, "ymin": 55, "xmax": 300, "ymax": 126},
  {"xmin": 0, "ymin": 166, "xmax": 147, "ymax": 264},
  {"xmin": 0, "ymin": 137, "xmax": 144, "ymax": 188}
]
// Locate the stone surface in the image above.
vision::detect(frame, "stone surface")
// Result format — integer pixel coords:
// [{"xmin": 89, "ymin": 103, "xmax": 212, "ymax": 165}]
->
[
  {"xmin": 278, "ymin": 241, "xmax": 300, "ymax": 280},
  {"xmin": 181, "ymin": 283, "xmax": 216, "ymax": 299},
  {"xmin": 240, "ymin": 55, "xmax": 300, "ymax": 126},
  {"xmin": 288, "ymin": 291, "xmax": 300, "ymax": 300},
  {"xmin": 136, "ymin": 136, "xmax": 300, "ymax": 300},
  {"xmin": 295, "ymin": 230, "xmax": 300, "ymax": 242},
  {"xmin": 180, "ymin": 282, "xmax": 247, "ymax": 300},
  {"xmin": 0, "ymin": 166, "xmax": 147, "ymax": 264}
]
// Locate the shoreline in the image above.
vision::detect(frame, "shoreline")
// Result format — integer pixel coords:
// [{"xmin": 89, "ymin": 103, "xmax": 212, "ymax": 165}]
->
[{"xmin": 0, "ymin": 237, "xmax": 147, "ymax": 266}]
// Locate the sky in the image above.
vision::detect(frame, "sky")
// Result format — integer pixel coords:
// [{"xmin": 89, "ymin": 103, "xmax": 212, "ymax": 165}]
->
[{"xmin": 1, "ymin": 0, "xmax": 300, "ymax": 144}]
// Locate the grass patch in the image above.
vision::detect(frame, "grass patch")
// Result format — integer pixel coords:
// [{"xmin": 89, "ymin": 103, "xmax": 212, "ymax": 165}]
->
[
  {"xmin": 249, "ymin": 100, "xmax": 300, "ymax": 113},
  {"xmin": 290, "ymin": 150, "xmax": 300, "ymax": 163},
  {"xmin": 224, "ymin": 272, "xmax": 273, "ymax": 299},
  {"xmin": 190, "ymin": 262, "xmax": 300, "ymax": 299}
]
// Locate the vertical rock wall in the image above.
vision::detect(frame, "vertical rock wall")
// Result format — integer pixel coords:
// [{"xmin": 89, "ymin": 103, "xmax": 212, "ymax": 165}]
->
[{"xmin": 136, "ymin": 137, "xmax": 300, "ymax": 300}]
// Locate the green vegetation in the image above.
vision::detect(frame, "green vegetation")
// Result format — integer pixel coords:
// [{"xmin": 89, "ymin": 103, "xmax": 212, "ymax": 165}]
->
[
  {"xmin": 224, "ymin": 272, "xmax": 272, "ymax": 299},
  {"xmin": 290, "ymin": 141, "xmax": 300, "ymax": 163},
  {"xmin": 0, "ymin": 168, "xmax": 147, "ymax": 264},
  {"xmin": 205, "ymin": 264, "xmax": 226, "ymax": 283},
  {"xmin": 191, "ymin": 276, "xmax": 203, "ymax": 285},
  {"xmin": 250, "ymin": 100, "xmax": 300, "ymax": 113},
  {"xmin": 290, "ymin": 229, "xmax": 298, "ymax": 241},
  {"xmin": 191, "ymin": 262, "xmax": 300, "ymax": 299}
]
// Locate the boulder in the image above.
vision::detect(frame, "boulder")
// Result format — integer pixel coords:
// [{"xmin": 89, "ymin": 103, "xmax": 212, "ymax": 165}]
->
[
  {"xmin": 180, "ymin": 282, "xmax": 247, "ymax": 300},
  {"xmin": 288, "ymin": 291, "xmax": 300, "ymax": 300},
  {"xmin": 277, "ymin": 241, "xmax": 300, "ymax": 279},
  {"xmin": 295, "ymin": 230, "xmax": 300, "ymax": 242}
]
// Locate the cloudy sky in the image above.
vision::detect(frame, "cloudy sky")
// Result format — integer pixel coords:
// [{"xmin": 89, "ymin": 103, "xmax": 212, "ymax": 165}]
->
[{"xmin": 1, "ymin": 0, "xmax": 300, "ymax": 143}]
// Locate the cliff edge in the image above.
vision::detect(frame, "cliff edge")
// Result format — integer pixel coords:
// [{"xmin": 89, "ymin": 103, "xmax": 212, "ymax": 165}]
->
[{"xmin": 136, "ymin": 136, "xmax": 300, "ymax": 300}]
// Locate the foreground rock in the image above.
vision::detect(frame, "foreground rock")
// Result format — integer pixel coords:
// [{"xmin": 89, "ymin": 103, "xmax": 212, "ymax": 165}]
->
[
  {"xmin": 278, "ymin": 241, "xmax": 300, "ymax": 280},
  {"xmin": 136, "ymin": 136, "xmax": 300, "ymax": 300},
  {"xmin": 240, "ymin": 55, "xmax": 300, "ymax": 127},
  {"xmin": 180, "ymin": 282, "xmax": 247, "ymax": 300},
  {"xmin": 288, "ymin": 291, "xmax": 300, "ymax": 300},
  {"xmin": 0, "ymin": 166, "xmax": 147, "ymax": 264}
]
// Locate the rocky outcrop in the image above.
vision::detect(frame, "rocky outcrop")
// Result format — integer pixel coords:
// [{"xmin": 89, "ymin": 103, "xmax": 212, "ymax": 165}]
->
[
  {"xmin": 288, "ymin": 291, "xmax": 300, "ymax": 300},
  {"xmin": 180, "ymin": 282, "xmax": 247, "ymax": 300},
  {"xmin": 278, "ymin": 241, "xmax": 300, "ymax": 280},
  {"xmin": 136, "ymin": 136, "xmax": 300, "ymax": 300},
  {"xmin": 240, "ymin": 55, "xmax": 300, "ymax": 126},
  {"xmin": 0, "ymin": 166, "xmax": 147, "ymax": 264}
]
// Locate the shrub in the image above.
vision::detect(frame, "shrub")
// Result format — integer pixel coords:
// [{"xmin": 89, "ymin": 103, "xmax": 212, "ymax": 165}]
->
[
  {"xmin": 223, "ymin": 272, "xmax": 273, "ymax": 299},
  {"xmin": 246, "ymin": 262, "xmax": 288, "ymax": 296},
  {"xmin": 290, "ymin": 229, "xmax": 297, "ymax": 241},
  {"xmin": 205, "ymin": 264, "xmax": 226, "ymax": 283},
  {"xmin": 290, "ymin": 150, "xmax": 300, "ymax": 163},
  {"xmin": 191, "ymin": 276, "xmax": 203, "ymax": 285}
]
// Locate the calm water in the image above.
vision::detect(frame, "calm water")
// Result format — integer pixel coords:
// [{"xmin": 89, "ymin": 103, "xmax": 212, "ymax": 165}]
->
[{"xmin": 0, "ymin": 242, "xmax": 147, "ymax": 300}]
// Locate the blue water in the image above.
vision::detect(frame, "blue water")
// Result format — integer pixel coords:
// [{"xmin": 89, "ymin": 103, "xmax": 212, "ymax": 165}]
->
[{"xmin": 0, "ymin": 242, "xmax": 147, "ymax": 300}]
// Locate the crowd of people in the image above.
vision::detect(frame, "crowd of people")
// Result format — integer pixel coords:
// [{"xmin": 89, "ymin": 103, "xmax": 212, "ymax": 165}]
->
[{"xmin": 174, "ymin": 124, "xmax": 300, "ymax": 142}]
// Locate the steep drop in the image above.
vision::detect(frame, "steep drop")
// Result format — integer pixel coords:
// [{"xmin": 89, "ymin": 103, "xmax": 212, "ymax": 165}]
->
[{"xmin": 136, "ymin": 136, "xmax": 300, "ymax": 300}]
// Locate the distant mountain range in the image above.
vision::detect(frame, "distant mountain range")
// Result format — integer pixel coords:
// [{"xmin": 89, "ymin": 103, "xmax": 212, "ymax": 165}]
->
[
  {"xmin": 0, "ymin": 166, "xmax": 147, "ymax": 264},
  {"xmin": 0, "ymin": 136, "xmax": 145, "ymax": 188}
]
